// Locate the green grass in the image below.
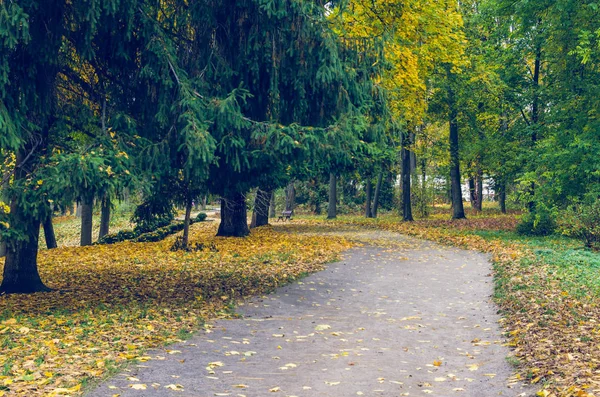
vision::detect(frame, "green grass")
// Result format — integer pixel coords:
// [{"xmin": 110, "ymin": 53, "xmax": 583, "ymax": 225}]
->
[{"xmin": 470, "ymin": 229, "xmax": 600, "ymax": 298}]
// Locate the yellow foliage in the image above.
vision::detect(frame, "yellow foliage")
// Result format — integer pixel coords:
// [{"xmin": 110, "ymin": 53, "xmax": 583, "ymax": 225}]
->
[{"xmin": 335, "ymin": 0, "xmax": 468, "ymax": 124}]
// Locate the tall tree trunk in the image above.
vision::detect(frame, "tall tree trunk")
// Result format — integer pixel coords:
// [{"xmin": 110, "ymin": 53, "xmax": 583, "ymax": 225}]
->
[
  {"xmin": 469, "ymin": 177, "xmax": 477, "ymax": 209},
  {"xmin": 497, "ymin": 180, "xmax": 507, "ymax": 214},
  {"xmin": 476, "ymin": 171, "xmax": 483, "ymax": 212},
  {"xmin": 80, "ymin": 197, "xmax": 94, "ymax": 246},
  {"xmin": 401, "ymin": 136, "xmax": 414, "ymax": 221},
  {"xmin": 43, "ymin": 214, "xmax": 57, "ymax": 249},
  {"xmin": 75, "ymin": 203, "xmax": 82, "ymax": 218},
  {"xmin": 448, "ymin": 74, "xmax": 466, "ymax": 220},
  {"xmin": 201, "ymin": 195, "xmax": 207, "ymax": 211},
  {"xmin": 0, "ymin": 190, "xmax": 6, "ymax": 257},
  {"xmin": 327, "ymin": 172, "xmax": 337, "ymax": 219},
  {"xmin": 217, "ymin": 192, "xmax": 249, "ymax": 237},
  {"xmin": 0, "ymin": 150, "xmax": 50, "ymax": 293},
  {"xmin": 269, "ymin": 191, "xmax": 276, "ymax": 218},
  {"xmin": 372, "ymin": 171, "xmax": 383, "ymax": 218},
  {"xmin": 529, "ymin": 46, "xmax": 542, "ymax": 212},
  {"xmin": 182, "ymin": 199, "xmax": 193, "ymax": 248},
  {"xmin": 365, "ymin": 177, "xmax": 373, "ymax": 218},
  {"xmin": 419, "ymin": 157, "xmax": 428, "ymax": 217},
  {"xmin": 250, "ymin": 189, "xmax": 271, "ymax": 229},
  {"xmin": 99, "ymin": 197, "xmax": 111, "ymax": 240},
  {"xmin": 285, "ymin": 183, "xmax": 295, "ymax": 213}
]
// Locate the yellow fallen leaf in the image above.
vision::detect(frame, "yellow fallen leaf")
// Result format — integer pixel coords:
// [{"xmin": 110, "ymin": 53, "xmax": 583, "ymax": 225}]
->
[
  {"xmin": 130, "ymin": 384, "xmax": 147, "ymax": 390},
  {"xmin": 269, "ymin": 386, "xmax": 281, "ymax": 392},
  {"xmin": 165, "ymin": 384, "xmax": 184, "ymax": 391}
]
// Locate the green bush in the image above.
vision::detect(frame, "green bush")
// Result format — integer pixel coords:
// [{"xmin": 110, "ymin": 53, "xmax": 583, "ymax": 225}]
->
[
  {"xmin": 98, "ymin": 229, "xmax": 140, "ymax": 245},
  {"xmin": 196, "ymin": 212, "xmax": 207, "ymax": 222},
  {"xmin": 131, "ymin": 199, "xmax": 175, "ymax": 233},
  {"xmin": 516, "ymin": 209, "xmax": 556, "ymax": 236},
  {"xmin": 558, "ymin": 202, "xmax": 600, "ymax": 250}
]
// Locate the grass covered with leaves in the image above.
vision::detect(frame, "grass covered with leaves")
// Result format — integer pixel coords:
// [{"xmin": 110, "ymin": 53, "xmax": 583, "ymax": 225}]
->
[
  {"xmin": 0, "ymin": 221, "xmax": 351, "ymax": 396},
  {"xmin": 48, "ymin": 214, "xmax": 134, "ymax": 248},
  {"xmin": 317, "ymin": 213, "xmax": 600, "ymax": 397}
]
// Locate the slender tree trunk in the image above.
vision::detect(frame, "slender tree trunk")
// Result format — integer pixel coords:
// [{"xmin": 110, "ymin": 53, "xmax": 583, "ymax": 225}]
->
[
  {"xmin": 529, "ymin": 46, "xmax": 542, "ymax": 212},
  {"xmin": 43, "ymin": 214, "xmax": 57, "ymax": 249},
  {"xmin": 80, "ymin": 197, "xmax": 94, "ymax": 246},
  {"xmin": 201, "ymin": 195, "xmax": 207, "ymax": 211},
  {"xmin": 182, "ymin": 199, "xmax": 193, "ymax": 248},
  {"xmin": 0, "ymin": 189, "xmax": 6, "ymax": 257},
  {"xmin": 497, "ymin": 180, "xmax": 507, "ymax": 214},
  {"xmin": 419, "ymin": 157, "xmax": 428, "ymax": 217},
  {"xmin": 0, "ymin": 150, "xmax": 50, "ymax": 293},
  {"xmin": 217, "ymin": 192, "xmax": 249, "ymax": 237},
  {"xmin": 402, "ymin": 137, "xmax": 414, "ymax": 221},
  {"xmin": 476, "ymin": 171, "xmax": 483, "ymax": 212},
  {"xmin": 250, "ymin": 189, "xmax": 271, "ymax": 229},
  {"xmin": 372, "ymin": 171, "xmax": 383, "ymax": 218},
  {"xmin": 269, "ymin": 191, "xmax": 276, "ymax": 218},
  {"xmin": 75, "ymin": 203, "xmax": 82, "ymax": 218},
  {"xmin": 327, "ymin": 172, "xmax": 337, "ymax": 219},
  {"xmin": 99, "ymin": 197, "xmax": 111, "ymax": 240},
  {"xmin": 469, "ymin": 177, "xmax": 477, "ymax": 209},
  {"xmin": 285, "ymin": 183, "xmax": 295, "ymax": 213},
  {"xmin": 365, "ymin": 178, "xmax": 373, "ymax": 218},
  {"xmin": 448, "ymin": 74, "xmax": 466, "ymax": 219}
]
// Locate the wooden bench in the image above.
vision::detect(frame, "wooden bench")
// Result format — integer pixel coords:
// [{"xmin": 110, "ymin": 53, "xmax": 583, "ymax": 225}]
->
[{"xmin": 277, "ymin": 210, "xmax": 292, "ymax": 222}]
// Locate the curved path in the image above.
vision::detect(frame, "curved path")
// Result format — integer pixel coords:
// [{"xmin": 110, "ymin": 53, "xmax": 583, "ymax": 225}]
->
[{"xmin": 87, "ymin": 230, "xmax": 533, "ymax": 397}]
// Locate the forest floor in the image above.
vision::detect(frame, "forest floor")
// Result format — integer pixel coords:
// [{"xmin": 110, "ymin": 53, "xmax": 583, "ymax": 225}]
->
[
  {"xmin": 1, "ymin": 212, "xmax": 599, "ymax": 397},
  {"xmin": 86, "ymin": 227, "xmax": 534, "ymax": 397}
]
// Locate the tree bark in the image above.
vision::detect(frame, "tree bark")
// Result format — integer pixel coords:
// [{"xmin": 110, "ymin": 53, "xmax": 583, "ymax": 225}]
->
[
  {"xmin": 201, "ymin": 195, "xmax": 207, "ymax": 211},
  {"xmin": 529, "ymin": 45, "xmax": 542, "ymax": 212},
  {"xmin": 217, "ymin": 192, "xmax": 249, "ymax": 237},
  {"xmin": 327, "ymin": 172, "xmax": 337, "ymax": 219},
  {"xmin": 0, "ymin": 161, "xmax": 49, "ymax": 293},
  {"xmin": 372, "ymin": 171, "xmax": 383, "ymax": 218},
  {"xmin": 182, "ymin": 199, "xmax": 193, "ymax": 248},
  {"xmin": 285, "ymin": 183, "xmax": 295, "ymax": 214},
  {"xmin": 250, "ymin": 189, "xmax": 271, "ymax": 229},
  {"xmin": 401, "ymin": 138, "xmax": 414, "ymax": 221},
  {"xmin": 497, "ymin": 180, "xmax": 507, "ymax": 214},
  {"xmin": 0, "ymin": 241, "xmax": 5, "ymax": 258},
  {"xmin": 365, "ymin": 177, "xmax": 373, "ymax": 218},
  {"xmin": 80, "ymin": 197, "xmax": 94, "ymax": 246},
  {"xmin": 448, "ymin": 75, "xmax": 466, "ymax": 220},
  {"xmin": 99, "ymin": 197, "xmax": 111, "ymax": 240},
  {"xmin": 269, "ymin": 191, "xmax": 276, "ymax": 218},
  {"xmin": 43, "ymin": 214, "xmax": 57, "ymax": 249},
  {"xmin": 476, "ymin": 171, "xmax": 483, "ymax": 212},
  {"xmin": 469, "ymin": 177, "xmax": 477, "ymax": 209},
  {"xmin": 75, "ymin": 203, "xmax": 82, "ymax": 218}
]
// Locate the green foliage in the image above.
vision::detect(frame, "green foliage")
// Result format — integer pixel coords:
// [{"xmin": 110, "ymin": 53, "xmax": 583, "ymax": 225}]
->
[
  {"xmin": 516, "ymin": 208, "xmax": 556, "ymax": 237},
  {"xmin": 195, "ymin": 212, "xmax": 207, "ymax": 222},
  {"xmin": 97, "ymin": 230, "xmax": 139, "ymax": 245},
  {"xmin": 558, "ymin": 201, "xmax": 600, "ymax": 251},
  {"xmin": 131, "ymin": 199, "xmax": 176, "ymax": 234}
]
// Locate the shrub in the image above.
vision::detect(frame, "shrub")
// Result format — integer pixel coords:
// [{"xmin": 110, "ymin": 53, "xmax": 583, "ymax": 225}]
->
[
  {"xmin": 558, "ymin": 202, "xmax": 600, "ymax": 250},
  {"xmin": 98, "ymin": 229, "xmax": 140, "ymax": 245},
  {"xmin": 131, "ymin": 199, "xmax": 175, "ymax": 233},
  {"xmin": 516, "ymin": 209, "xmax": 556, "ymax": 236},
  {"xmin": 196, "ymin": 212, "xmax": 207, "ymax": 222}
]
